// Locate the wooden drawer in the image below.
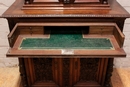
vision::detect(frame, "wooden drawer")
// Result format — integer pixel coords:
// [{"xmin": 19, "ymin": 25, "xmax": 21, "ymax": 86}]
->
[{"xmin": 7, "ymin": 23, "xmax": 126, "ymax": 57}]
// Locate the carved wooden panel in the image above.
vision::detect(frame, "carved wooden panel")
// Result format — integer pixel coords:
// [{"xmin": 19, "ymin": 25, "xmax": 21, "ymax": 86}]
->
[
  {"xmin": 33, "ymin": 58, "xmax": 53, "ymax": 82},
  {"xmin": 80, "ymin": 58, "xmax": 99, "ymax": 81},
  {"xmin": 22, "ymin": 58, "xmax": 111, "ymax": 87},
  {"xmin": 63, "ymin": 58, "xmax": 70, "ymax": 87}
]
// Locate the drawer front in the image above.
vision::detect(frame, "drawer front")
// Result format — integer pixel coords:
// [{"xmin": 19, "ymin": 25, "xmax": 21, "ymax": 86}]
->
[
  {"xmin": 18, "ymin": 26, "xmax": 44, "ymax": 35},
  {"xmin": 89, "ymin": 26, "xmax": 114, "ymax": 35}
]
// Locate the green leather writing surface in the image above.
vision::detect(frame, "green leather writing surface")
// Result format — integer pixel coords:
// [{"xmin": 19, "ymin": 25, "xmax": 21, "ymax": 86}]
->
[{"xmin": 20, "ymin": 30, "xmax": 113, "ymax": 49}]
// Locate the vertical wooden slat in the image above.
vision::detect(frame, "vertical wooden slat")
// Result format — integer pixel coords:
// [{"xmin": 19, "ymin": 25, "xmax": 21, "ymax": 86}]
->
[
  {"xmin": 59, "ymin": 58, "xmax": 63, "ymax": 87},
  {"xmin": 72, "ymin": 58, "xmax": 80, "ymax": 86},
  {"xmin": 96, "ymin": 58, "xmax": 101, "ymax": 82},
  {"xmin": 56, "ymin": 58, "xmax": 59, "ymax": 86},
  {"xmin": 28, "ymin": 59, "xmax": 35, "ymax": 84},
  {"xmin": 101, "ymin": 58, "xmax": 108, "ymax": 86},
  {"xmin": 77, "ymin": 58, "xmax": 80, "ymax": 82},
  {"xmin": 52, "ymin": 58, "xmax": 55, "ymax": 82},
  {"xmin": 70, "ymin": 58, "xmax": 80, "ymax": 86},
  {"xmin": 31, "ymin": 59, "xmax": 36, "ymax": 82},
  {"xmin": 70, "ymin": 58, "xmax": 73, "ymax": 87},
  {"xmin": 98, "ymin": 58, "xmax": 105, "ymax": 84},
  {"xmin": 54, "ymin": 58, "xmax": 58, "ymax": 84},
  {"xmin": 73, "ymin": 58, "xmax": 75, "ymax": 85},
  {"xmin": 24, "ymin": 58, "xmax": 31, "ymax": 86},
  {"xmin": 53, "ymin": 58, "xmax": 56, "ymax": 83},
  {"xmin": 75, "ymin": 58, "xmax": 78, "ymax": 84}
]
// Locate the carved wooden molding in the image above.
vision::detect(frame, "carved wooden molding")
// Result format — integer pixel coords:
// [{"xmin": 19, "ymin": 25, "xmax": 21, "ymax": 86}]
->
[{"xmin": 1, "ymin": 14, "xmax": 130, "ymax": 18}]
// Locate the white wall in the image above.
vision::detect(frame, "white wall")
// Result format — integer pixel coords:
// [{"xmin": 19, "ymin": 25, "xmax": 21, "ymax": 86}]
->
[
  {"xmin": 0, "ymin": 0, "xmax": 18, "ymax": 67},
  {"xmin": 114, "ymin": 0, "xmax": 130, "ymax": 67},
  {"xmin": 0, "ymin": 0, "xmax": 130, "ymax": 67}
]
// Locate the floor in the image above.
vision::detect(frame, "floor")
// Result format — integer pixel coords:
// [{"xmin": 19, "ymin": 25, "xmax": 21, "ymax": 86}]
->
[
  {"xmin": 0, "ymin": 67, "xmax": 130, "ymax": 87},
  {"xmin": 113, "ymin": 68, "xmax": 130, "ymax": 87},
  {"xmin": 0, "ymin": 67, "xmax": 20, "ymax": 87}
]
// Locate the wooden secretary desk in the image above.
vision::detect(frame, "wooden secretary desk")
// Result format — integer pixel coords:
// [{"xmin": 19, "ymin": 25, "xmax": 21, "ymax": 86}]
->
[{"xmin": 2, "ymin": 0, "xmax": 130, "ymax": 87}]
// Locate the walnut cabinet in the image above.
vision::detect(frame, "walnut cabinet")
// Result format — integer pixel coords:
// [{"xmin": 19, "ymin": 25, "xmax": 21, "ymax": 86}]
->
[
  {"xmin": 1, "ymin": 0, "xmax": 130, "ymax": 87},
  {"xmin": 6, "ymin": 22, "xmax": 126, "ymax": 87}
]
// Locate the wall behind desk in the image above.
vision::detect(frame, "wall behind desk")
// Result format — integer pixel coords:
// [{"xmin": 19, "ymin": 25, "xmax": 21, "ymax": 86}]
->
[
  {"xmin": 0, "ymin": 0, "xmax": 18, "ymax": 67},
  {"xmin": 114, "ymin": 0, "xmax": 130, "ymax": 67},
  {"xmin": 0, "ymin": 0, "xmax": 130, "ymax": 67}
]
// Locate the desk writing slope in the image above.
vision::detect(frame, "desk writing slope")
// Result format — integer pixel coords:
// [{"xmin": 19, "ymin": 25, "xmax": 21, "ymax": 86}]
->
[
  {"xmin": 7, "ymin": 23, "xmax": 126, "ymax": 57},
  {"xmin": 20, "ymin": 30, "xmax": 113, "ymax": 49}
]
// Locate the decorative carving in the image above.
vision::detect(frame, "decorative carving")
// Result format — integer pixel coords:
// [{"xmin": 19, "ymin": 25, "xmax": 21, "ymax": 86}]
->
[
  {"xmin": 19, "ymin": 58, "xmax": 28, "ymax": 87},
  {"xmin": 104, "ymin": 58, "xmax": 114, "ymax": 87},
  {"xmin": 33, "ymin": 58, "xmax": 53, "ymax": 82},
  {"xmin": 2, "ymin": 14, "xmax": 130, "ymax": 18},
  {"xmin": 63, "ymin": 58, "xmax": 70, "ymax": 87},
  {"xmin": 80, "ymin": 58, "xmax": 99, "ymax": 81}
]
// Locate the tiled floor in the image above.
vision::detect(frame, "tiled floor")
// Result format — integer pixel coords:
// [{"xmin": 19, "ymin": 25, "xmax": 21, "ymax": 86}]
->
[
  {"xmin": 0, "ymin": 67, "xmax": 20, "ymax": 87},
  {"xmin": 0, "ymin": 67, "xmax": 130, "ymax": 87},
  {"xmin": 116, "ymin": 68, "xmax": 130, "ymax": 87}
]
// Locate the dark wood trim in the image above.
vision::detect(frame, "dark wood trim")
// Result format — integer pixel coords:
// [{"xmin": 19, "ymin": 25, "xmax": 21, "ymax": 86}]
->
[
  {"xmin": 2, "ymin": 14, "xmax": 130, "ymax": 18},
  {"xmin": 19, "ymin": 58, "xmax": 29, "ymax": 87}
]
